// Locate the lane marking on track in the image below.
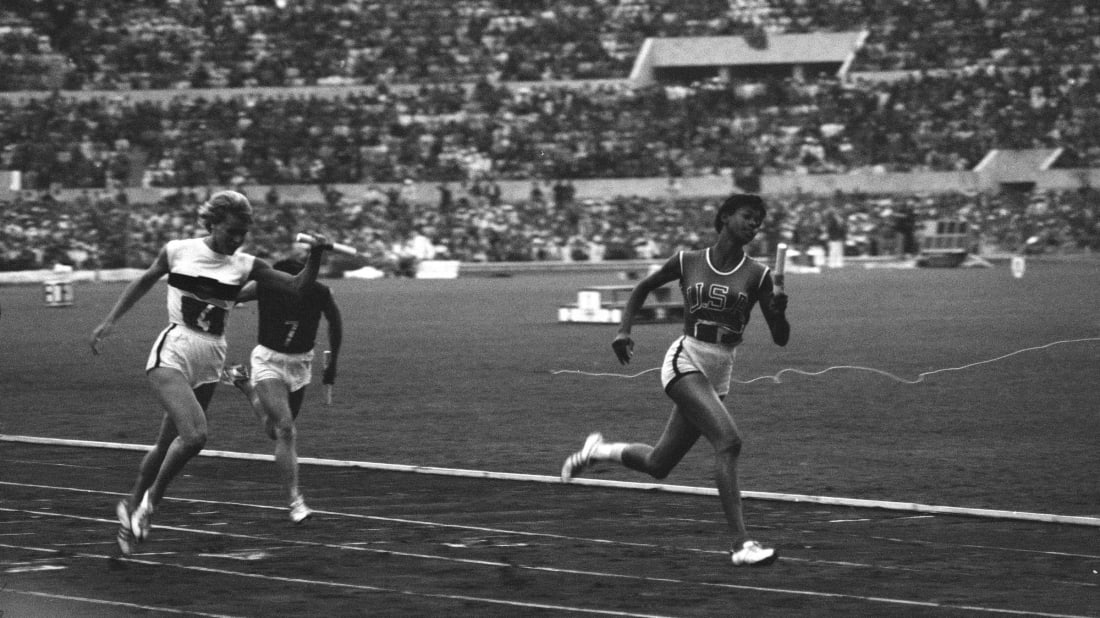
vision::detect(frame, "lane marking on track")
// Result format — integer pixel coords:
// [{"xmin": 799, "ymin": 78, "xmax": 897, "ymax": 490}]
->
[
  {"xmin": 4, "ymin": 565, "xmax": 67, "ymax": 573},
  {"xmin": 195, "ymin": 551, "xmax": 272, "ymax": 560},
  {"xmin": 5, "ymin": 434, "xmax": 1099, "ymax": 528},
  {"xmin": 8, "ymin": 495, "xmax": 1100, "ymax": 615},
  {"xmin": 1, "ymin": 458, "xmax": 105, "ymax": 470},
  {"xmin": 864, "ymin": 535, "xmax": 1100, "ymax": 560},
  {"xmin": 0, "ymin": 544, "xmax": 673, "ymax": 618},
  {"xmin": 0, "ymin": 536, "xmax": 1094, "ymax": 618},
  {"xmin": 0, "ymin": 483, "xmax": 917, "ymax": 570},
  {"xmin": 0, "ymin": 588, "xmax": 243, "ymax": 618},
  {"xmin": 4, "ymin": 481, "xmax": 1099, "ymax": 564}
]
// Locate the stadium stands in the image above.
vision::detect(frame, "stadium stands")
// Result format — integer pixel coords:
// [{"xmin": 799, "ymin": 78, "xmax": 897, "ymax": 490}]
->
[
  {"xmin": 3, "ymin": 1, "xmax": 1097, "ymax": 89},
  {"xmin": 2, "ymin": 63, "xmax": 1098, "ymax": 190},
  {"xmin": 3, "ymin": 185, "xmax": 1096, "ymax": 273},
  {"xmin": 1, "ymin": 1, "xmax": 1098, "ymax": 271}
]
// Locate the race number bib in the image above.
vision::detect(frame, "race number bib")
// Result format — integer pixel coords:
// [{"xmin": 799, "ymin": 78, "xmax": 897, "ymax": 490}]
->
[{"xmin": 181, "ymin": 296, "xmax": 228, "ymax": 335}]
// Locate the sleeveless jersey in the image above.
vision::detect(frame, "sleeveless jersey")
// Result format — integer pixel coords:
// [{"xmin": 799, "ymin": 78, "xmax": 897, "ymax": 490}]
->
[
  {"xmin": 164, "ymin": 238, "xmax": 254, "ymax": 338},
  {"xmin": 678, "ymin": 248, "xmax": 770, "ymax": 347},
  {"xmin": 255, "ymin": 283, "xmax": 332, "ymax": 354}
]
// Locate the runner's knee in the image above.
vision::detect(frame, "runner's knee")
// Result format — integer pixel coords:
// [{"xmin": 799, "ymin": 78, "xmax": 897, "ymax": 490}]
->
[
  {"xmin": 714, "ymin": 434, "xmax": 743, "ymax": 459},
  {"xmin": 272, "ymin": 419, "xmax": 296, "ymax": 441},
  {"xmin": 641, "ymin": 452, "xmax": 677, "ymax": 479},
  {"xmin": 625, "ymin": 447, "xmax": 672, "ymax": 479},
  {"xmin": 178, "ymin": 431, "xmax": 207, "ymax": 453},
  {"xmin": 649, "ymin": 461, "xmax": 676, "ymax": 480}
]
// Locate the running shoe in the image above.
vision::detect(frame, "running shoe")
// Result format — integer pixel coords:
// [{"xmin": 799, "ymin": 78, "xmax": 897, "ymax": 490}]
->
[
  {"xmin": 220, "ymin": 363, "xmax": 250, "ymax": 386},
  {"xmin": 131, "ymin": 491, "xmax": 154, "ymax": 542},
  {"xmin": 116, "ymin": 500, "xmax": 136, "ymax": 556},
  {"xmin": 560, "ymin": 432, "xmax": 604, "ymax": 482},
  {"xmin": 730, "ymin": 540, "xmax": 778, "ymax": 567},
  {"xmin": 289, "ymin": 494, "xmax": 313, "ymax": 524}
]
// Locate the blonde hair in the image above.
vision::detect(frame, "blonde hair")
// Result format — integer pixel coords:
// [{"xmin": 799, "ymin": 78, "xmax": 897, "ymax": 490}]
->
[{"xmin": 197, "ymin": 190, "xmax": 254, "ymax": 231}]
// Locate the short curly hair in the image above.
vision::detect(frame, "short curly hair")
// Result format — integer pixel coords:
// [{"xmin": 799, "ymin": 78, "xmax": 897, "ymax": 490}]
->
[
  {"xmin": 713, "ymin": 193, "xmax": 766, "ymax": 233},
  {"xmin": 197, "ymin": 190, "xmax": 254, "ymax": 231}
]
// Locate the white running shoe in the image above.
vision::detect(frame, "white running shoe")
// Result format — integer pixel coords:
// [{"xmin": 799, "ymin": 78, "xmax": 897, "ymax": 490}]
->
[
  {"xmin": 561, "ymin": 432, "xmax": 604, "ymax": 482},
  {"xmin": 116, "ymin": 500, "xmax": 136, "ymax": 556},
  {"xmin": 221, "ymin": 363, "xmax": 250, "ymax": 386},
  {"xmin": 730, "ymin": 540, "xmax": 778, "ymax": 567},
  {"xmin": 131, "ymin": 491, "xmax": 154, "ymax": 542},
  {"xmin": 289, "ymin": 494, "xmax": 313, "ymax": 524}
]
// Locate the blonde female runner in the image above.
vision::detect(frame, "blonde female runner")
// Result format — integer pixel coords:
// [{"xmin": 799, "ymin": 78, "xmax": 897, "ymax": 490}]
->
[{"xmin": 90, "ymin": 190, "xmax": 332, "ymax": 555}]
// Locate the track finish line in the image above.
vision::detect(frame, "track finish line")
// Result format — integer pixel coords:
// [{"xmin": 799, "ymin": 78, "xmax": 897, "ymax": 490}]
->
[{"xmin": 3, "ymin": 434, "xmax": 1097, "ymax": 528}]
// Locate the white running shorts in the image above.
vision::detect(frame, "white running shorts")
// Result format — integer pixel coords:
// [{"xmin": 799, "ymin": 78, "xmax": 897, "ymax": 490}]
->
[
  {"xmin": 146, "ymin": 324, "xmax": 227, "ymax": 388},
  {"xmin": 660, "ymin": 335, "xmax": 737, "ymax": 397},
  {"xmin": 250, "ymin": 344, "xmax": 315, "ymax": 393}
]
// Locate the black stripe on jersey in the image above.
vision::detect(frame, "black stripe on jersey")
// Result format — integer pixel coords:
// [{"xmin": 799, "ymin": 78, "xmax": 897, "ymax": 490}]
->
[{"xmin": 168, "ymin": 272, "xmax": 244, "ymax": 302}]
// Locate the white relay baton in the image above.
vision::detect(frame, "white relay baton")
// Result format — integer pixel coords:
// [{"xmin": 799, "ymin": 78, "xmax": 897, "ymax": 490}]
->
[{"xmin": 295, "ymin": 233, "xmax": 358, "ymax": 256}]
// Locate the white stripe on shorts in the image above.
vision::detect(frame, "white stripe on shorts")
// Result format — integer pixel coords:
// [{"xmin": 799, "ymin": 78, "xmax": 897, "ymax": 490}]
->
[{"xmin": 660, "ymin": 335, "xmax": 736, "ymax": 397}]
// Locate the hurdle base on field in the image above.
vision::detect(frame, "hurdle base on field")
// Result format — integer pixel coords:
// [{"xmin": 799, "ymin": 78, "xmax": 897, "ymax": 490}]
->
[{"xmin": 558, "ymin": 284, "xmax": 681, "ymax": 324}]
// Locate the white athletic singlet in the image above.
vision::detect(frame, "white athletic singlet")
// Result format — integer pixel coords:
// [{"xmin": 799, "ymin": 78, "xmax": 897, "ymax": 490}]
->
[{"xmin": 164, "ymin": 238, "xmax": 255, "ymax": 338}]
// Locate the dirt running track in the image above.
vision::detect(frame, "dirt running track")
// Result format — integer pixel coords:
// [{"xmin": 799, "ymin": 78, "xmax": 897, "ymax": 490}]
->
[{"xmin": 1, "ymin": 443, "xmax": 1097, "ymax": 617}]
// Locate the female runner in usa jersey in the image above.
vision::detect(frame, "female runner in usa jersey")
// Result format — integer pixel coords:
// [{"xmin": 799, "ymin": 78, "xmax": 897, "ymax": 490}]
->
[
  {"xmin": 561, "ymin": 193, "xmax": 790, "ymax": 567},
  {"xmin": 89, "ymin": 190, "xmax": 332, "ymax": 556}
]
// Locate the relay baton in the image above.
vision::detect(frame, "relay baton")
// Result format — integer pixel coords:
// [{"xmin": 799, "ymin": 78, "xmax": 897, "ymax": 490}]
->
[
  {"xmin": 295, "ymin": 233, "xmax": 358, "ymax": 256},
  {"xmin": 323, "ymin": 350, "xmax": 333, "ymax": 406},
  {"xmin": 773, "ymin": 243, "xmax": 787, "ymax": 294}
]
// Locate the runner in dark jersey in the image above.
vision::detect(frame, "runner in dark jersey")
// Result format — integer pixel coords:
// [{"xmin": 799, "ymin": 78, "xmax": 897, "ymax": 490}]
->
[
  {"xmin": 224, "ymin": 257, "xmax": 342, "ymax": 523},
  {"xmin": 561, "ymin": 193, "xmax": 790, "ymax": 567}
]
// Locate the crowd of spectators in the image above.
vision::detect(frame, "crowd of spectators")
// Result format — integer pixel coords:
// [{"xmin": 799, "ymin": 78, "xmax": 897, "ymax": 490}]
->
[
  {"xmin": 3, "ymin": 61, "xmax": 1098, "ymax": 191},
  {"xmin": 3, "ymin": 185, "xmax": 1096, "ymax": 274},
  {"xmin": 2, "ymin": 1, "xmax": 1098, "ymax": 189},
  {"xmin": 1, "ymin": 0, "xmax": 1097, "ymax": 276},
  {"xmin": 2, "ymin": 1, "xmax": 1097, "ymax": 91}
]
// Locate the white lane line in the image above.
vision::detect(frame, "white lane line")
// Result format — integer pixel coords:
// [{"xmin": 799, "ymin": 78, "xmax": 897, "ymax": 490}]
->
[
  {"xmin": 0, "ymin": 543, "xmax": 673, "ymax": 618},
  {"xmin": 5, "ymin": 480, "xmax": 1098, "ymax": 565},
  {"xmin": 865, "ymin": 535, "xmax": 1100, "ymax": 560},
  {"xmin": 1, "ymin": 511, "xmax": 1095, "ymax": 618},
  {"xmin": 0, "ymin": 588, "xmax": 243, "ymax": 617},
  {"xmin": 0, "ymin": 482, "xmax": 910, "ymax": 570},
  {"xmin": 0, "ymin": 458, "xmax": 105, "ymax": 470},
  {"xmin": 4, "ymin": 565, "xmax": 67, "ymax": 573},
  {"xmin": 5, "ymin": 434, "xmax": 1099, "ymax": 528}
]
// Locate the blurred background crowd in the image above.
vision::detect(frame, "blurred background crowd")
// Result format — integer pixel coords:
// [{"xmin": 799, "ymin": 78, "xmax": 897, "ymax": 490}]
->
[
  {"xmin": 1, "ymin": 0, "xmax": 1098, "ymax": 272},
  {"xmin": 4, "ymin": 65, "xmax": 1100, "ymax": 190},
  {"xmin": 3, "ymin": 183, "xmax": 1095, "ymax": 274},
  {"xmin": 4, "ymin": 0, "xmax": 1097, "ymax": 89}
]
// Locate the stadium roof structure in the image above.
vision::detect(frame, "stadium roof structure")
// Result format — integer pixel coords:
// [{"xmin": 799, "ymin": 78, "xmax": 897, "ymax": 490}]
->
[
  {"xmin": 630, "ymin": 31, "xmax": 867, "ymax": 86},
  {"xmin": 974, "ymin": 148, "xmax": 1072, "ymax": 181}
]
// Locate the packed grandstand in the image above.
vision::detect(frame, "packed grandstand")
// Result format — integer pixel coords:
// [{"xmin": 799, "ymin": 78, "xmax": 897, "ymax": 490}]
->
[{"xmin": 1, "ymin": 0, "xmax": 1098, "ymax": 272}]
